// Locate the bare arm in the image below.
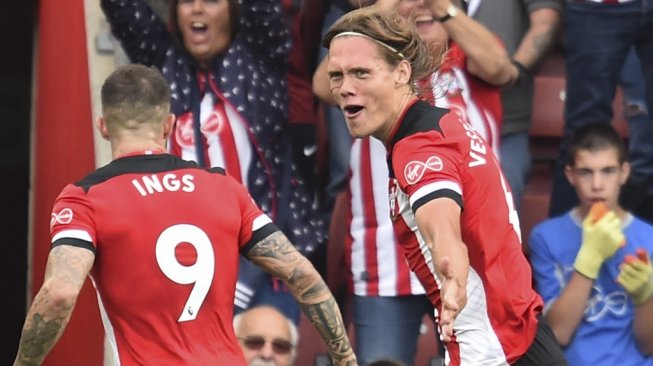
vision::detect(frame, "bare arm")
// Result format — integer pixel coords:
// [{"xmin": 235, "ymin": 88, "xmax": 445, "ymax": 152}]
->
[
  {"xmin": 414, "ymin": 197, "xmax": 469, "ymax": 341},
  {"xmin": 512, "ymin": 7, "xmax": 561, "ymax": 71},
  {"xmin": 633, "ymin": 298, "xmax": 653, "ymax": 355},
  {"xmin": 544, "ymin": 272, "xmax": 593, "ymax": 346},
  {"xmin": 426, "ymin": 0, "xmax": 517, "ymax": 86},
  {"xmin": 247, "ymin": 232, "xmax": 357, "ymax": 366},
  {"xmin": 13, "ymin": 245, "xmax": 95, "ymax": 366}
]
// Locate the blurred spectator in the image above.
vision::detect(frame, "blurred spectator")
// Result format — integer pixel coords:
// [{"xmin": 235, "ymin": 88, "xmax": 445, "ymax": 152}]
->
[
  {"xmin": 234, "ymin": 306, "xmax": 299, "ymax": 366},
  {"xmin": 284, "ymin": 0, "xmax": 325, "ymax": 209},
  {"xmin": 615, "ymin": 49, "xmax": 653, "ymax": 224},
  {"xmin": 100, "ymin": 0, "xmax": 327, "ymax": 323},
  {"xmin": 529, "ymin": 123, "xmax": 653, "ymax": 365},
  {"xmin": 344, "ymin": 137, "xmax": 436, "ymax": 365},
  {"xmin": 469, "ymin": 0, "xmax": 562, "ymax": 211},
  {"xmin": 549, "ymin": 0, "xmax": 653, "ymax": 222}
]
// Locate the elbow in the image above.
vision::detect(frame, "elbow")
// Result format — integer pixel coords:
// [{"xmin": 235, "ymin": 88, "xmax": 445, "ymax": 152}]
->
[
  {"xmin": 636, "ymin": 340, "xmax": 653, "ymax": 357},
  {"xmin": 640, "ymin": 347, "xmax": 653, "ymax": 357},
  {"xmin": 41, "ymin": 284, "xmax": 78, "ymax": 315},
  {"xmin": 546, "ymin": 317, "xmax": 572, "ymax": 347},
  {"xmin": 51, "ymin": 287, "xmax": 78, "ymax": 310},
  {"xmin": 549, "ymin": 324, "xmax": 571, "ymax": 347},
  {"xmin": 554, "ymin": 332, "xmax": 571, "ymax": 348}
]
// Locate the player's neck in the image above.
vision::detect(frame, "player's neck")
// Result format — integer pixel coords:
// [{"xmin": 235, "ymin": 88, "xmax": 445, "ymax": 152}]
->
[{"xmin": 112, "ymin": 140, "xmax": 167, "ymax": 159}]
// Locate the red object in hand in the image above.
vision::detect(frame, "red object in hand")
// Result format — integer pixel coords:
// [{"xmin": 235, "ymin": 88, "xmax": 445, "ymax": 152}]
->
[
  {"xmin": 624, "ymin": 249, "xmax": 649, "ymax": 265},
  {"xmin": 636, "ymin": 248, "xmax": 649, "ymax": 263},
  {"xmin": 589, "ymin": 202, "xmax": 609, "ymax": 224}
]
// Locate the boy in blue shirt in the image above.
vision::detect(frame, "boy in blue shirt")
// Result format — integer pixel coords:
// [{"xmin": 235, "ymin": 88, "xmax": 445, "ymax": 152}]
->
[{"xmin": 529, "ymin": 122, "xmax": 653, "ymax": 365}]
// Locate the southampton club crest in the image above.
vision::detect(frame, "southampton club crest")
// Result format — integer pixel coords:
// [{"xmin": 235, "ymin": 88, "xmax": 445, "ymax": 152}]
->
[{"xmin": 388, "ymin": 179, "xmax": 400, "ymax": 221}]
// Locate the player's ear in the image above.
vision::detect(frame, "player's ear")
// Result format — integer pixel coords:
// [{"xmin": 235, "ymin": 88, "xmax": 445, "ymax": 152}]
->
[
  {"xmin": 619, "ymin": 161, "xmax": 631, "ymax": 185},
  {"xmin": 564, "ymin": 164, "xmax": 575, "ymax": 186},
  {"xmin": 394, "ymin": 59, "xmax": 411, "ymax": 88},
  {"xmin": 163, "ymin": 113, "xmax": 175, "ymax": 140},
  {"xmin": 96, "ymin": 116, "xmax": 110, "ymax": 140}
]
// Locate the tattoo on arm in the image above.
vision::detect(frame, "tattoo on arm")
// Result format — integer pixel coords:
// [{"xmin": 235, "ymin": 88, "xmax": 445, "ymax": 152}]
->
[
  {"xmin": 531, "ymin": 27, "xmax": 557, "ymax": 62},
  {"xmin": 14, "ymin": 245, "xmax": 94, "ymax": 366},
  {"xmin": 247, "ymin": 233, "xmax": 356, "ymax": 365},
  {"xmin": 15, "ymin": 312, "xmax": 66, "ymax": 366},
  {"xmin": 300, "ymin": 296, "xmax": 357, "ymax": 365}
]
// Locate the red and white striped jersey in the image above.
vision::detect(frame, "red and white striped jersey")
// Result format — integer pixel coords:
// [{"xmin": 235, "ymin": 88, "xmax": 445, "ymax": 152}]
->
[
  {"xmin": 419, "ymin": 43, "xmax": 502, "ymax": 159},
  {"xmin": 49, "ymin": 152, "xmax": 279, "ymax": 366},
  {"xmin": 347, "ymin": 137, "xmax": 426, "ymax": 296},
  {"xmin": 169, "ymin": 82, "xmax": 253, "ymax": 187},
  {"xmin": 387, "ymin": 100, "xmax": 543, "ymax": 365}
]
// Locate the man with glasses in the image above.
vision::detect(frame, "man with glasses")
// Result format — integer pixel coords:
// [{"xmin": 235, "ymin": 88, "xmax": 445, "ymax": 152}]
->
[{"xmin": 234, "ymin": 306, "xmax": 299, "ymax": 366}]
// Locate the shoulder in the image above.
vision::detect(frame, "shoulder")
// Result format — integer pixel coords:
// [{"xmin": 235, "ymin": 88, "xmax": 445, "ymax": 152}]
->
[
  {"xmin": 391, "ymin": 101, "xmax": 450, "ymax": 145},
  {"xmin": 530, "ymin": 213, "xmax": 575, "ymax": 239},
  {"xmin": 626, "ymin": 215, "xmax": 653, "ymax": 233}
]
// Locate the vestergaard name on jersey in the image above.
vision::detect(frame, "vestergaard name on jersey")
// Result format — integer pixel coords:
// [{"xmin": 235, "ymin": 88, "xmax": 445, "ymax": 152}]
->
[
  {"xmin": 131, "ymin": 173, "xmax": 195, "ymax": 197},
  {"xmin": 461, "ymin": 122, "xmax": 486, "ymax": 167}
]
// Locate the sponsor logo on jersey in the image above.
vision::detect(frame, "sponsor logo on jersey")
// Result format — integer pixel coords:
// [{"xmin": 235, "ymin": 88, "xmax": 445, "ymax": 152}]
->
[
  {"xmin": 403, "ymin": 156, "xmax": 443, "ymax": 185},
  {"xmin": 50, "ymin": 208, "xmax": 73, "ymax": 228}
]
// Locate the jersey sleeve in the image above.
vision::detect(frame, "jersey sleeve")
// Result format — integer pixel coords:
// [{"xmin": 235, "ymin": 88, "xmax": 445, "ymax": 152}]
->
[
  {"xmin": 50, "ymin": 184, "xmax": 97, "ymax": 253},
  {"xmin": 227, "ymin": 177, "xmax": 280, "ymax": 255},
  {"xmin": 392, "ymin": 113, "xmax": 465, "ymax": 214},
  {"xmin": 528, "ymin": 224, "xmax": 562, "ymax": 311}
]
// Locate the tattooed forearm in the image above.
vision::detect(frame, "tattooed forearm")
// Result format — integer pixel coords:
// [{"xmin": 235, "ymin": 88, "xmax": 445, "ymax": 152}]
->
[
  {"xmin": 513, "ymin": 9, "xmax": 560, "ymax": 68},
  {"xmin": 301, "ymin": 296, "xmax": 357, "ymax": 365},
  {"xmin": 248, "ymin": 232, "xmax": 297, "ymax": 256},
  {"xmin": 14, "ymin": 245, "xmax": 94, "ymax": 366},
  {"xmin": 248, "ymin": 232, "xmax": 357, "ymax": 365},
  {"xmin": 249, "ymin": 233, "xmax": 334, "ymax": 304},
  {"xmin": 531, "ymin": 27, "xmax": 557, "ymax": 62},
  {"xmin": 14, "ymin": 311, "xmax": 65, "ymax": 366},
  {"xmin": 248, "ymin": 233, "xmax": 320, "ymax": 290}
]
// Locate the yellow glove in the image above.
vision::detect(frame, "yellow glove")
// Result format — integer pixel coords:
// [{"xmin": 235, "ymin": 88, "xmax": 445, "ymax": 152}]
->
[
  {"xmin": 574, "ymin": 202, "xmax": 625, "ymax": 279},
  {"xmin": 617, "ymin": 249, "xmax": 653, "ymax": 305}
]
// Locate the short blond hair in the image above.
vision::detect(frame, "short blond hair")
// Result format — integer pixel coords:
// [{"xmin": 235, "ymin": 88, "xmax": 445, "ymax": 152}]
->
[{"xmin": 100, "ymin": 64, "xmax": 171, "ymax": 134}]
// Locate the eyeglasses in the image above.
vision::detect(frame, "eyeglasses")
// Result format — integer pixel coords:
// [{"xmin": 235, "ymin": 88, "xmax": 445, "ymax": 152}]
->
[{"xmin": 239, "ymin": 336, "xmax": 294, "ymax": 355}]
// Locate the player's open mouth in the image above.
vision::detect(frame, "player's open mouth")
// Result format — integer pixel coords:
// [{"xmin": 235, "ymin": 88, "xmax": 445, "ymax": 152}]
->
[{"xmin": 343, "ymin": 105, "xmax": 364, "ymax": 118}]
